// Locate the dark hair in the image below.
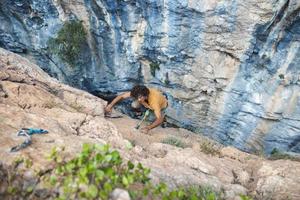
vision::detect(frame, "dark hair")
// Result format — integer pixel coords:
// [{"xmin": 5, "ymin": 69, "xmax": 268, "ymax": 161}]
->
[{"xmin": 130, "ymin": 85, "xmax": 150, "ymax": 99}]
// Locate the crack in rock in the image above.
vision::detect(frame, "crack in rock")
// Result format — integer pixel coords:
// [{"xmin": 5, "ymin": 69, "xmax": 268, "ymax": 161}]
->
[{"xmin": 74, "ymin": 114, "xmax": 89, "ymax": 136}]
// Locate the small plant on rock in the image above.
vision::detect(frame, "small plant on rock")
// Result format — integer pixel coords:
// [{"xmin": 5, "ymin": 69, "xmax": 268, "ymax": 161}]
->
[
  {"xmin": 48, "ymin": 20, "xmax": 87, "ymax": 66},
  {"xmin": 45, "ymin": 144, "xmax": 151, "ymax": 199},
  {"xmin": 269, "ymin": 148, "xmax": 300, "ymax": 161},
  {"xmin": 200, "ymin": 141, "xmax": 221, "ymax": 156},
  {"xmin": 278, "ymin": 74, "xmax": 285, "ymax": 79},
  {"xmin": 240, "ymin": 194, "xmax": 254, "ymax": 200},
  {"xmin": 150, "ymin": 62, "xmax": 160, "ymax": 77},
  {"xmin": 69, "ymin": 102, "xmax": 84, "ymax": 112},
  {"xmin": 3, "ymin": 144, "xmax": 236, "ymax": 200},
  {"xmin": 161, "ymin": 137, "xmax": 187, "ymax": 148}
]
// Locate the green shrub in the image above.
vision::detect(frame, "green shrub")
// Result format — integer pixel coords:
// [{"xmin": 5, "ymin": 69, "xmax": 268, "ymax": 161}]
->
[
  {"xmin": 161, "ymin": 137, "xmax": 187, "ymax": 148},
  {"xmin": 45, "ymin": 144, "xmax": 151, "ymax": 199},
  {"xmin": 166, "ymin": 185, "xmax": 221, "ymax": 200},
  {"xmin": 164, "ymin": 79, "xmax": 170, "ymax": 85},
  {"xmin": 4, "ymin": 144, "xmax": 232, "ymax": 200},
  {"xmin": 240, "ymin": 194, "xmax": 254, "ymax": 200},
  {"xmin": 48, "ymin": 20, "xmax": 87, "ymax": 66},
  {"xmin": 128, "ymin": 139, "xmax": 136, "ymax": 147},
  {"xmin": 150, "ymin": 62, "xmax": 160, "ymax": 77},
  {"xmin": 69, "ymin": 102, "xmax": 84, "ymax": 112},
  {"xmin": 269, "ymin": 148, "xmax": 300, "ymax": 161},
  {"xmin": 43, "ymin": 100, "xmax": 57, "ymax": 109},
  {"xmin": 200, "ymin": 141, "xmax": 220, "ymax": 156},
  {"xmin": 278, "ymin": 74, "xmax": 285, "ymax": 79}
]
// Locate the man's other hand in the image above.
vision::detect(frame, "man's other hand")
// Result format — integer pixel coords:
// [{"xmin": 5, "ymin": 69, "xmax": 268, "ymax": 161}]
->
[
  {"xmin": 104, "ymin": 105, "xmax": 112, "ymax": 115},
  {"xmin": 140, "ymin": 126, "xmax": 150, "ymax": 134}
]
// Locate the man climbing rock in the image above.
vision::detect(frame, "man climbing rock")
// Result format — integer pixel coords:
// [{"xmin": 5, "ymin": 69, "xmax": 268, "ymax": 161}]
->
[{"xmin": 105, "ymin": 85, "xmax": 168, "ymax": 134}]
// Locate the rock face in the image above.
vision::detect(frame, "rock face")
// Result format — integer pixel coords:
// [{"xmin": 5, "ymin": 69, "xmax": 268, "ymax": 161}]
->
[
  {"xmin": 0, "ymin": 0, "xmax": 300, "ymax": 154},
  {"xmin": 1, "ymin": 48, "xmax": 300, "ymax": 200},
  {"xmin": 0, "ymin": 47, "xmax": 127, "ymax": 167}
]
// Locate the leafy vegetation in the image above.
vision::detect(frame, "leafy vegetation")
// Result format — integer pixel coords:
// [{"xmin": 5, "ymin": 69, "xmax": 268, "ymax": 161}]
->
[
  {"xmin": 48, "ymin": 20, "xmax": 87, "ymax": 66},
  {"xmin": 69, "ymin": 101, "xmax": 84, "ymax": 112},
  {"xmin": 2, "ymin": 144, "xmax": 255, "ymax": 199},
  {"xmin": 45, "ymin": 144, "xmax": 151, "ymax": 199},
  {"xmin": 240, "ymin": 194, "xmax": 254, "ymax": 200},
  {"xmin": 269, "ymin": 148, "xmax": 300, "ymax": 161},
  {"xmin": 278, "ymin": 74, "xmax": 285, "ymax": 79},
  {"xmin": 128, "ymin": 139, "xmax": 137, "ymax": 147},
  {"xmin": 161, "ymin": 137, "xmax": 187, "ymax": 148},
  {"xmin": 150, "ymin": 62, "xmax": 160, "ymax": 77},
  {"xmin": 200, "ymin": 141, "xmax": 221, "ymax": 156},
  {"xmin": 45, "ymin": 144, "xmax": 224, "ymax": 199},
  {"xmin": 1, "ymin": 156, "xmax": 36, "ymax": 198},
  {"xmin": 43, "ymin": 100, "xmax": 57, "ymax": 109}
]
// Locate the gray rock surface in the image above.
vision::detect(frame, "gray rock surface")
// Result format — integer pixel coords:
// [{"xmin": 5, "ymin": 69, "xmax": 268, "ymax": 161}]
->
[{"xmin": 0, "ymin": 0, "xmax": 300, "ymax": 154}]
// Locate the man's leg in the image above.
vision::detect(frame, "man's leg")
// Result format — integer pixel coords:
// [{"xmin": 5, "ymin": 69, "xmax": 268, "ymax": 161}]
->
[
  {"xmin": 131, "ymin": 100, "xmax": 145, "ymax": 117},
  {"xmin": 146, "ymin": 108, "xmax": 167, "ymax": 126}
]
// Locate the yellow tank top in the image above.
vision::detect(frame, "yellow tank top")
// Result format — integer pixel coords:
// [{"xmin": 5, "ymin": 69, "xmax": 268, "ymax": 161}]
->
[{"xmin": 147, "ymin": 88, "xmax": 168, "ymax": 117}]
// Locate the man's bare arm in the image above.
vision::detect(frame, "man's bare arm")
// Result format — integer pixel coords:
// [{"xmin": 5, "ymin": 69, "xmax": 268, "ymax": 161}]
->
[
  {"xmin": 147, "ymin": 116, "xmax": 164, "ymax": 130},
  {"xmin": 105, "ymin": 92, "xmax": 131, "ymax": 113},
  {"xmin": 146, "ymin": 110, "xmax": 164, "ymax": 130}
]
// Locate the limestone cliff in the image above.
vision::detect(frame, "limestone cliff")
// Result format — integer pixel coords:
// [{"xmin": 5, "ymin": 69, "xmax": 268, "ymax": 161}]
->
[{"xmin": 0, "ymin": 0, "xmax": 300, "ymax": 154}]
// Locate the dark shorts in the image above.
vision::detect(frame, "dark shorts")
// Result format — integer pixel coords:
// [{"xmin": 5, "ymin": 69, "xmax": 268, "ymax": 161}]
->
[
  {"xmin": 131, "ymin": 100, "xmax": 167, "ymax": 122},
  {"xmin": 146, "ymin": 107, "xmax": 167, "ymax": 122}
]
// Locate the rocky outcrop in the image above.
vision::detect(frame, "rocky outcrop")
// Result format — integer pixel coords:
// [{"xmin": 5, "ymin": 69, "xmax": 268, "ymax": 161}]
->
[
  {"xmin": 0, "ymin": 0, "xmax": 300, "ymax": 154},
  {"xmin": 1, "ymin": 48, "xmax": 300, "ymax": 199},
  {"xmin": 0, "ymin": 47, "xmax": 127, "ymax": 168}
]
